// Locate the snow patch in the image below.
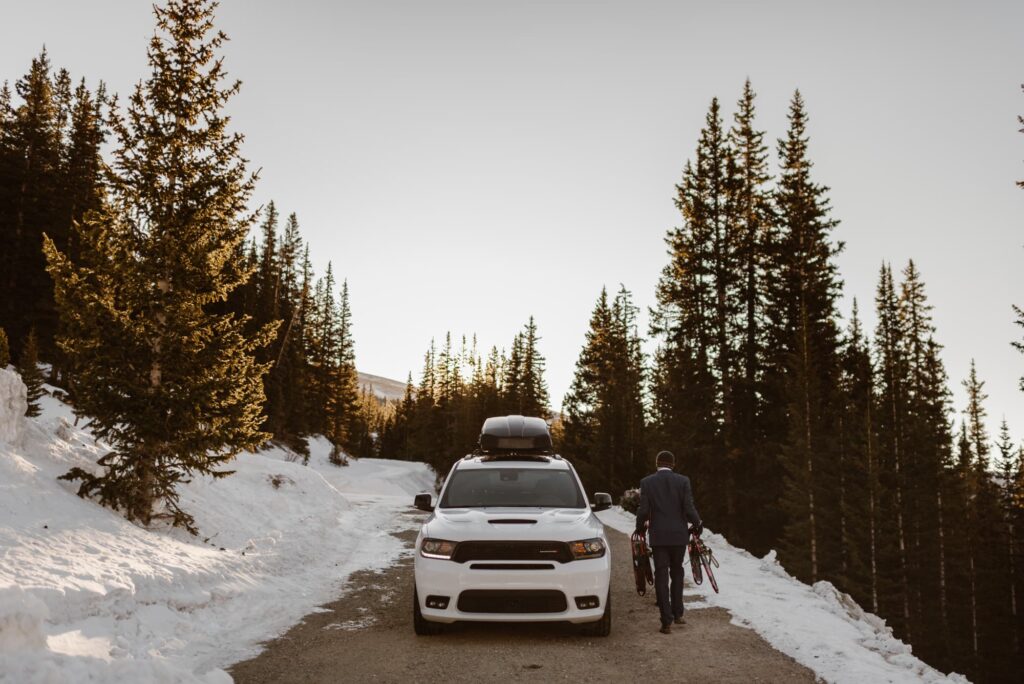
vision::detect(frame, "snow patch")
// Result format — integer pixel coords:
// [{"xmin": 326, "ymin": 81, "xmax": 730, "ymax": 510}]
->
[
  {"xmin": 1, "ymin": 389, "xmax": 435, "ymax": 682},
  {"xmin": 0, "ymin": 586, "xmax": 49, "ymax": 653},
  {"xmin": 0, "ymin": 368, "xmax": 26, "ymax": 443},
  {"xmin": 323, "ymin": 617, "xmax": 374, "ymax": 631},
  {"xmin": 597, "ymin": 507, "xmax": 969, "ymax": 684}
]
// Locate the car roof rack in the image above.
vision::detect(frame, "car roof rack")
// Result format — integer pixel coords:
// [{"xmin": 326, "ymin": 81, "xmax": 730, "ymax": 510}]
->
[{"xmin": 476, "ymin": 453, "xmax": 554, "ymax": 463}]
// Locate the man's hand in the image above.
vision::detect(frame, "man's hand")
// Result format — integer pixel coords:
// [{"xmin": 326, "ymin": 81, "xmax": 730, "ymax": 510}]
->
[{"xmin": 691, "ymin": 521, "xmax": 703, "ymax": 537}]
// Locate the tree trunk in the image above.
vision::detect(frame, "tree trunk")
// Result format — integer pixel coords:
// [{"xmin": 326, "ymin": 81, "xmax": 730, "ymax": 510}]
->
[
  {"xmin": 800, "ymin": 299, "xmax": 817, "ymax": 583},
  {"xmin": 839, "ymin": 414, "xmax": 848, "ymax": 577},
  {"xmin": 867, "ymin": 400, "xmax": 879, "ymax": 614},
  {"xmin": 937, "ymin": 487, "xmax": 948, "ymax": 636},
  {"xmin": 141, "ymin": 277, "xmax": 170, "ymax": 526},
  {"xmin": 969, "ymin": 540, "xmax": 978, "ymax": 660},
  {"xmin": 890, "ymin": 372, "xmax": 911, "ymax": 640},
  {"xmin": 1010, "ymin": 520, "xmax": 1019, "ymax": 655}
]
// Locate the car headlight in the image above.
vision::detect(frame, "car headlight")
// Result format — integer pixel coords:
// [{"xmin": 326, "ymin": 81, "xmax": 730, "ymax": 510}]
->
[
  {"xmin": 420, "ymin": 538, "xmax": 457, "ymax": 560},
  {"xmin": 569, "ymin": 537, "xmax": 606, "ymax": 560}
]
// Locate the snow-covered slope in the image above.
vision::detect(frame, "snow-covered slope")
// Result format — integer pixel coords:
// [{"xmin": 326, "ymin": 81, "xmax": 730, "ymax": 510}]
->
[
  {"xmin": 0, "ymin": 369, "xmax": 434, "ymax": 683},
  {"xmin": 597, "ymin": 507, "xmax": 969, "ymax": 684}
]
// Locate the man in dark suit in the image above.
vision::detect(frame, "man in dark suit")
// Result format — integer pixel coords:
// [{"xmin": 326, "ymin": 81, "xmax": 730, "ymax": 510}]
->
[{"xmin": 635, "ymin": 450, "xmax": 703, "ymax": 634}]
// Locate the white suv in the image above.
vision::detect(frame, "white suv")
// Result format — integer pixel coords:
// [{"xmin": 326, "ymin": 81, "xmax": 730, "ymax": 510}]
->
[{"xmin": 412, "ymin": 416, "xmax": 613, "ymax": 636}]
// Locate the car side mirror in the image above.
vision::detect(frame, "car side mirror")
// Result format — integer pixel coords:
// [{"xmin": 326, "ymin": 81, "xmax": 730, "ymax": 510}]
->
[
  {"xmin": 591, "ymin": 492, "xmax": 612, "ymax": 512},
  {"xmin": 414, "ymin": 493, "xmax": 434, "ymax": 512}
]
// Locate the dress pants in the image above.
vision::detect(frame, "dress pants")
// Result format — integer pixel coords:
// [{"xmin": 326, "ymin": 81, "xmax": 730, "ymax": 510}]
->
[{"xmin": 652, "ymin": 544, "xmax": 686, "ymax": 627}]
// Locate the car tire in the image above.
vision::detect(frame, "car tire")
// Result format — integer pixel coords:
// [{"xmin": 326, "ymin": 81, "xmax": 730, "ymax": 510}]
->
[
  {"xmin": 581, "ymin": 591, "xmax": 611, "ymax": 637},
  {"xmin": 413, "ymin": 589, "xmax": 443, "ymax": 636}
]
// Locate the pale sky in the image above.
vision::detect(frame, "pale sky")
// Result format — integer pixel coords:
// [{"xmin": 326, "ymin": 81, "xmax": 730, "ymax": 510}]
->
[{"xmin": 3, "ymin": 1, "xmax": 1023, "ymax": 442}]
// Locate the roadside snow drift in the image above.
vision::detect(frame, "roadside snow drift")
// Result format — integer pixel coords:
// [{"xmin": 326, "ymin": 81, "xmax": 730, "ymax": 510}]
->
[
  {"xmin": 597, "ymin": 507, "xmax": 969, "ymax": 684},
  {"xmin": 0, "ymin": 369, "xmax": 434, "ymax": 683},
  {"xmin": 0, "ymin": 369, "xmax": 26, "ymax": 443}
]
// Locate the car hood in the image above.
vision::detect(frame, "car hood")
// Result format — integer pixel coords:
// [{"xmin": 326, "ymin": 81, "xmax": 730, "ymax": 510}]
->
[{"xmin": 422, "ymin": 507, "xmax": 605, "ymax": 543}]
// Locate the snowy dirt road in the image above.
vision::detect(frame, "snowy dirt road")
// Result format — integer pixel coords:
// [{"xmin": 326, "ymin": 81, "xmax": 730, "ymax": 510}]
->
[{"xmin": 229, "ymin": 515, "xmax": 816, "ymax": 683}]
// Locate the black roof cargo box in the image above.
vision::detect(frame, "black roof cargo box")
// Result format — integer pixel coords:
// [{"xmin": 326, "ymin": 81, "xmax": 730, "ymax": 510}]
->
[{"xmin": 478, "ymin": 415, "xmax": 553, "ymax": 454}]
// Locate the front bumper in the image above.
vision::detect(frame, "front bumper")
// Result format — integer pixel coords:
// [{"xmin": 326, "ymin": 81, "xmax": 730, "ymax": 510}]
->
[{"xmin": 414, "ymin": 555, "xmax": 611, "ymax": 624}]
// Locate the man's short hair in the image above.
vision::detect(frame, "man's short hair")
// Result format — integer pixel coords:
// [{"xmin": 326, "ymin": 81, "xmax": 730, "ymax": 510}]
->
[{"xmin": 656, "ymin": 450, "xmax": 675, "ymax": 467}]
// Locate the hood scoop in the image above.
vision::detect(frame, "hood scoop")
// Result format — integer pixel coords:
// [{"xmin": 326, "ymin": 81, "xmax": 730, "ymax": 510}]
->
[{"xmin": 487, "ymin": 518, "xmax": 538, "ymax": 525}]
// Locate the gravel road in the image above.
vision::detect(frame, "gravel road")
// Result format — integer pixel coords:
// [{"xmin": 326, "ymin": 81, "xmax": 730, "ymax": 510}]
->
[{"xmin": 230, "ymin": 508, "xmax": 817, "ymax": 683}]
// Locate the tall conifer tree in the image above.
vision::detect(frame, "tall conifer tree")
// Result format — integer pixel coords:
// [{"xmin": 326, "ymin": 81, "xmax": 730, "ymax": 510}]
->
[
  {"xmin": 836, "ymin": 300, "xmax": 877, "ymax": 608},
  {"xmin": 1, "ymin": 51, "xmax": 63, "ymax": 359},
  {"xmin": 562, "ymin": 286, "xmax": 648, "ymax": 496},
  {"xmin": 519, "ymin": 316, "xmax": 550, "ymax": 417},
  {"xmin": 328, "ymin": 279, "xmax": 361, "ymax": 457},
  {"xmin": 651, "ymin": 98, "xmax": 732, "ymax": 537},
  {"xmin": 996, "ymin": 418, "xmax": 1021, "ymax": 659},
  {"xmin": 44, "ymin": 0, "xmax": 274, "ymax": 532},
  {"xmin": 727, "ymin": 80, "xmax": 774, "ymax": 549},
  {"xmin": 765, "ymin": 90, "xmax": 844, "ymax": 585}
]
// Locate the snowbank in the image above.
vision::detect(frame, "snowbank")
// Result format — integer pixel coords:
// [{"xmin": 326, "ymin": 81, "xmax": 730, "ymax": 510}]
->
[
  {"xmin": 597, "ymin": 507, "xmax": 969, "ymax": 684},
  {"xmin": 0, "ymin": 384, "xmax": 434, "ymax": 683},
  {"xmin": 0, "ymin": 368, "xmax": 26, "ymax": 443}
]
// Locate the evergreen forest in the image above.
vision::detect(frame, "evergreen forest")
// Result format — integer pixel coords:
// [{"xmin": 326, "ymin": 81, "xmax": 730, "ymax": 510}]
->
[
  {"xmin": 377, "ymin": 83, "xmax": 1024, "ymax": 682},
  {"xmin": 0, "ymin": 1, "xmax": 1021, "ymax": 680}
]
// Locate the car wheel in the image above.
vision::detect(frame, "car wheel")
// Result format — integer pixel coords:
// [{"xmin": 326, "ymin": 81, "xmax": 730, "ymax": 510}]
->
[
  {"xmin": 581, "ymin": 591, "xmax": 611, "ymax": 637},
  {"xmin": 413, "ymin": 589, "xmax": 443, "ymax": 636}
]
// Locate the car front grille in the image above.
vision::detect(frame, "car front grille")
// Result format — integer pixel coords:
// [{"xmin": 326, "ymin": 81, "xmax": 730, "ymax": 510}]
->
[
  {"xmin": 457, "ymin": 590, "xmax": 568, "ymax": 614},
  {"xmin": 451, "ymin": 541, "xmax": 573, "ymax": 564},
  {"xmin": 469, "ymin": 563, "xmax": 556, "ymax": 570}
]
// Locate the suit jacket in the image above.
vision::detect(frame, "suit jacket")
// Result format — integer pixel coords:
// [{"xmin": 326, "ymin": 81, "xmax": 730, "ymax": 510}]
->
[{"xmin": 635, "ymin": 469, "xmax": 701, "ymax": 547}]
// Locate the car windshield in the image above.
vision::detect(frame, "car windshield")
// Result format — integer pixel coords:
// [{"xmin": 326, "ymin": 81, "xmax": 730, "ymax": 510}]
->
[{"xmin": 439, "ymin": 468, "xmax": 586, "ymax": 509}]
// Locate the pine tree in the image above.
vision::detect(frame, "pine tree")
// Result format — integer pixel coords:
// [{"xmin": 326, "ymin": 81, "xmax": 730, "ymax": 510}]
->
[
  {"xmin": 293, "ymin": 244, "xmax": 314, "ymax": 421},
  {"xmin": 562, "ymin": 286, "xmax": 648, "ymax": 497},
  {"xmin": 254, "ymin": 204, "xmax": 285, "ymax": 435},
  {"xmin": 954, "ymin": 422, "xmax": 981, "ymax": 666},
  {"xmin": 44, "ymin": 0, "xmax": 274, "ymax": 532},
  {"xmin": 503, "ymin": 332, "xmax": 524, "ymax": 411},
  {"xmin": 895, "ymin": 261, "xmax": 957, "ymax": 658},
  {"xmin": 309, "ymin": 263, "xmax": 338, "ymax": 436},
  {"xmin": 0, "ymin": 50, "xmax": 64, "ymax": 360},
  {"xmin": 17, "ymin": 328, "xmax": 45, "ymax": 417},
  {"xmin": 60, "ymin": 79, "xmax": 106, "ymax": 268},
  {"xmin": 255, "ymin": 202, "xmax": 279, "ymax": 324},
  {"xmin": 836, "ymin": 300, "xmax": 877, "ymax": 609},
  {"xmin": 996, "ymin": 418, "xmax": 1021, "ymax": 658},
  {"xmin": 53, "ymin": 79, "xmax": 106, "ymax": 386},
  {"xmin": 518, "ymin": 316, "xmax": 550, "ymax": 417},
  {"xmin": 964, "ymin": 361, "xmax": 990, "ymax": 471},
  {"xmin": 767, "ymin": 90, "xmax": 844, "ymax": 585},
  {"xmin": 650, "ymin": 98, "xmax": 730, "ymax": 540},
  {"xmin": 328, "ymin": 279, "xmax": 361, "ymax": 459},
  {"xmin": 920, "ymin": 335, "xmax": 957, "ymax": 664},
  {"xmin": 957, "ymin": 361, "xmax": 1012, "ymax": 675},
  {"xmin": 873, "ymin": 262, "xmax": 913, "ymax": 638},
  {"xmin": 728, "ymin": 80, "xmax": 774, "ymax": 550}
]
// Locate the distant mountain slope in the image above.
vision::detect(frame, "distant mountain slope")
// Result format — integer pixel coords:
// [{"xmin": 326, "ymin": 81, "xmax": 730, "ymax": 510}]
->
[{"xmin": 357, "ymin": 372, "xmax": 407, "ymax": 402}]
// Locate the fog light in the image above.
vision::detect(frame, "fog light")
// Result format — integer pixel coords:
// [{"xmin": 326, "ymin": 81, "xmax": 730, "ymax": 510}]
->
[
  {"xmin": 575, "ymin": 595, "xmax": 600, "ymax": 609},
  {"xmin": 425, "ymin": 595, "xmax": 450, "ymax": 609}
]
